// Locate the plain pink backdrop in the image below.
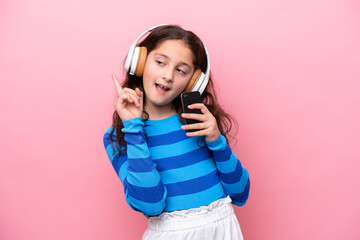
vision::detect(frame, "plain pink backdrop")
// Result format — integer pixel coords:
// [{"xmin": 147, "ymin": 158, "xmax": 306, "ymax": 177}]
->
[{"xmin": 1, "ymin": 0, "xmax": 359, "ymax": 239}]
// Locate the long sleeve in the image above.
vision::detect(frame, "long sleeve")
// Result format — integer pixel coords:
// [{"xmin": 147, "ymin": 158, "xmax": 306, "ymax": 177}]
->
[
  {"xmin": 206, "ymin": 133, "xmax": 250, "ymax": 206},
  {"xmin": 103, "ymin": 117, "xmax": 167, "ymax": 216}
]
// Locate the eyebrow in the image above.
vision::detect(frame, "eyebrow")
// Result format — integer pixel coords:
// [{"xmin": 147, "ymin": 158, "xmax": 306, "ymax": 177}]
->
[{"xmin": 154, "ymin": 53, "xmax": 192, "ymax": 69}]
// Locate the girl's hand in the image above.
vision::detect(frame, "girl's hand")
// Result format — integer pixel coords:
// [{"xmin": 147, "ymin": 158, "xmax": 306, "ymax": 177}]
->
[
  {"xmin": 181, "ymin": 103, "xmax": 220, "ymax": 142},
  {"xmin": 112, "ymin": 74, "xmax": 143, "ymax": 121}
]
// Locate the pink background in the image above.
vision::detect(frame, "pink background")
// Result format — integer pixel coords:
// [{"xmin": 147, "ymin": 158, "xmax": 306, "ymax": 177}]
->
[{"xmin": 1, "ymin": 0, "xmax": 359, "ymax": 239}]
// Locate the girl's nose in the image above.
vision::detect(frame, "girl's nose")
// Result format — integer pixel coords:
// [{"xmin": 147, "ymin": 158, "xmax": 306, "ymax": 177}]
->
[{"xmin": 162, "ymin": 67, "xmax": 174, "ymax": 82}]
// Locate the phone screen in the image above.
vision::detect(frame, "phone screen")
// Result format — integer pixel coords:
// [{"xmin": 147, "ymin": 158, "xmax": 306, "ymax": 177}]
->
[{"xmin": 181, "ymin": 91, "xmax": 202, "ymax": 129}]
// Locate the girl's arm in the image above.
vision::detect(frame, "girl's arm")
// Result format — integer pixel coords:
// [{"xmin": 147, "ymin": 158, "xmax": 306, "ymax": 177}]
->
[
  {"xmin": 181, "ymin": 103, "xmax": 250, "ymax": 206},
  {"xmin": 103, "ymin": 117, "xmax": 167, "ymax": 216},
  {"xmin": 206, "ymin": 133, "xmax": 250, "ymax": 206}
]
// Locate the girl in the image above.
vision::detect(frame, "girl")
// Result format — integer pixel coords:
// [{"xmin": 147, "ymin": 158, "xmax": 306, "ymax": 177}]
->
[{"xmin": 103, "ymin": 24, "xmax": 250, "ymax": 240}]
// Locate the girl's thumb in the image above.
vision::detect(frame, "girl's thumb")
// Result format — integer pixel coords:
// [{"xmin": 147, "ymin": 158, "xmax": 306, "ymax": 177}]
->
[
  {"xmin": 135, "ymin": 88, "xmax": 144, "ymax": 108},
  {"xmin": 135, "ymin": 88, "xmax": 144, "ymax": 106},
  {"xmin": 135, "ymin": 88, "xmax": 143, "ymax": 98}
]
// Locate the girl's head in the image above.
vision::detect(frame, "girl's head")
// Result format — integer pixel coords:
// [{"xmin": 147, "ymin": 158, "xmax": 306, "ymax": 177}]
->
[
  {"xmin": 142, "ymin": 39, "xmax": 195, "ymax": 111},
  {"xmin": 124, "ymin": 25, "xmax": 209, "ymax": 113}
]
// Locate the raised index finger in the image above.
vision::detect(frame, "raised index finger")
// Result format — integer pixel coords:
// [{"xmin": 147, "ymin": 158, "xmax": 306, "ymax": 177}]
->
[{"xmin": 111, "ymin": 74, "xmax": 123, "ymax": 96}]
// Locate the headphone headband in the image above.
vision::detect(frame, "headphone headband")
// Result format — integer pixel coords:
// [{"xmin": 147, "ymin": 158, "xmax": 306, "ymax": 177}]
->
[{"xmin": 124, "ymin": 24, "xmax": 210, "ymax": 95}]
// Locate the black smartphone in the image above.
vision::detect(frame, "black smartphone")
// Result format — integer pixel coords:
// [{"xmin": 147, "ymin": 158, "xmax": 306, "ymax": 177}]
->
[{"xmin": 181, "ymin": 91, "xmax": 203, "ymax": 130}]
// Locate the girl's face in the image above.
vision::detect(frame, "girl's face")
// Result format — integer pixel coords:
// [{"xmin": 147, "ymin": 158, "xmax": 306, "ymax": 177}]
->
[{"xmin": 142, "ymin": 39, "xmax": 195, "ymax": 111}]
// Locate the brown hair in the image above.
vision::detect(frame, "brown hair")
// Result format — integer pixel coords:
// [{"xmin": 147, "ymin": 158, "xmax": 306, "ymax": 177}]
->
[{"xmin": 109, "ymin": 25, "xmax": 237, "ymax": 156}]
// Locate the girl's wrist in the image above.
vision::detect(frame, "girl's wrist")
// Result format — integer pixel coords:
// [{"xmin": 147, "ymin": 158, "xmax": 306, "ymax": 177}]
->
[
  {"xmin": 122, "ymin": 117, "xmax": 144, "ymax": 133},
  {"xmin": 206, "ymin": 131, "xmax": 227, "ymax": 151},
  {"xmin": 205, "ymin": 131, "xmax": 220, "ymax": 143}
]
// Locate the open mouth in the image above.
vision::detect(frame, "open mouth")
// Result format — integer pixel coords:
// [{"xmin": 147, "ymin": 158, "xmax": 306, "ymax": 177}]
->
[{"xmin": 155, "ymin": 83, "xmax": 170, "ymax": 93}]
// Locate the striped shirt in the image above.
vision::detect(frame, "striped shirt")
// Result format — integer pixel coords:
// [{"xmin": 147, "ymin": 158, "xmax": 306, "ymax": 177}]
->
[{"xmin": 103, "ymin": 113, "xmax": 250, "ymax": 216}]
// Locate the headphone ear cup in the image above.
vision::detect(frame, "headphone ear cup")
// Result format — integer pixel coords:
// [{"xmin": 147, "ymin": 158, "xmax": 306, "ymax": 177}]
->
[
  {"xmin": 195, "ymin": 73, "xmax": 207, "ymax": 95},
  {"xmin": 129, "ymin": 46, "xmax": 148, "ymax": 76},
  {"xmin": 184, "ymin": 69, "xmax": 202, "ymax": 92},
  {"xmin": 135, "ymin": 47, "xmax": 147, "ymax": 77},
  {"xmin": 130, "ymin": 47, "xmax": 140, "ymax": 75},
  {"xmin": 124, "ymin": 48, "xmax": 133, "ymax": 73}
]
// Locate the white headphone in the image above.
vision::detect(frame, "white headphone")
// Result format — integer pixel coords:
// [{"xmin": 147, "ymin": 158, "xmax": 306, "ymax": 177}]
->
[{"xmin": 124, "ymin": 24, "xmax": 210, "ymax": 95}]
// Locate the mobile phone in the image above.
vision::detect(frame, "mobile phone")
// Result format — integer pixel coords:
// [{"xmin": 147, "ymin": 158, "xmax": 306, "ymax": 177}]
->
[{"xmin": 181, "ymin": 91, "xmax": 203, "ymax": 130}]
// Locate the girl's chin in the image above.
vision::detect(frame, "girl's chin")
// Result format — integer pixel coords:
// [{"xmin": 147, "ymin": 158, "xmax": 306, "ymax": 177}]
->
[{"xmin": 146, "ymin": 96, "xmax": 175, "ymax": 108}]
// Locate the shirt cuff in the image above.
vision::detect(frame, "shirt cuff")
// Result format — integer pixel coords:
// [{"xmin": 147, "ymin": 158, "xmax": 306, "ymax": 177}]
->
[
  {"xmin": 121, "ymin": 117, "xmax": 144, "ymax": 133},
  {"xmin": 206, "ymin": 131, "xmax": 227, "ymax": 151}
]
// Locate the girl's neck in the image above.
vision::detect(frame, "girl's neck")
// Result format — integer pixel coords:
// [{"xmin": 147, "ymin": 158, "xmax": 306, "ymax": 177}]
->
[{"xmin": 144, "ymin": 103, "xmax": 177, "ymax": 120}]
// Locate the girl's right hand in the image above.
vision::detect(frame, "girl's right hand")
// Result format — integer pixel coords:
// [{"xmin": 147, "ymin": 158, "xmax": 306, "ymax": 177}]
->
[{"xmin": 112, "ymin": 74, "xmax": 143, "ymax": 121}]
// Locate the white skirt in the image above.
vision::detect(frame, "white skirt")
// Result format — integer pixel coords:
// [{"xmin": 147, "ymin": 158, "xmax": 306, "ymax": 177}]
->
[{"xmin": 142, "ymin": 196, "xmax": 244, "ymax": 240}]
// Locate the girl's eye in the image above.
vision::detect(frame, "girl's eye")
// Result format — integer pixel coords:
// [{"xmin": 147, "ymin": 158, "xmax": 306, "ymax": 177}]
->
[
  {"xmin": 156, "ymin": 60, "xmax": 164, "ymax": 65},
  {"xmin": 177, "ymin": 69, "xmax": 186, "ymax": 74}
]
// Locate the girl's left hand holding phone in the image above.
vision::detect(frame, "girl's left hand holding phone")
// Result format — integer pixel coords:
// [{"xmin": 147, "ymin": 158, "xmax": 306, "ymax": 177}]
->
[{"xmin": 181, "ymin": 103, "xmax": 220, "ymax": 142}]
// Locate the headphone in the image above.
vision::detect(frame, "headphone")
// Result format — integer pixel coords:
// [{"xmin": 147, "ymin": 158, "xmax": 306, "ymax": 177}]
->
[{"xmin": 124, "ymin": 24, "xmax": 210, "ymax": 95}]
